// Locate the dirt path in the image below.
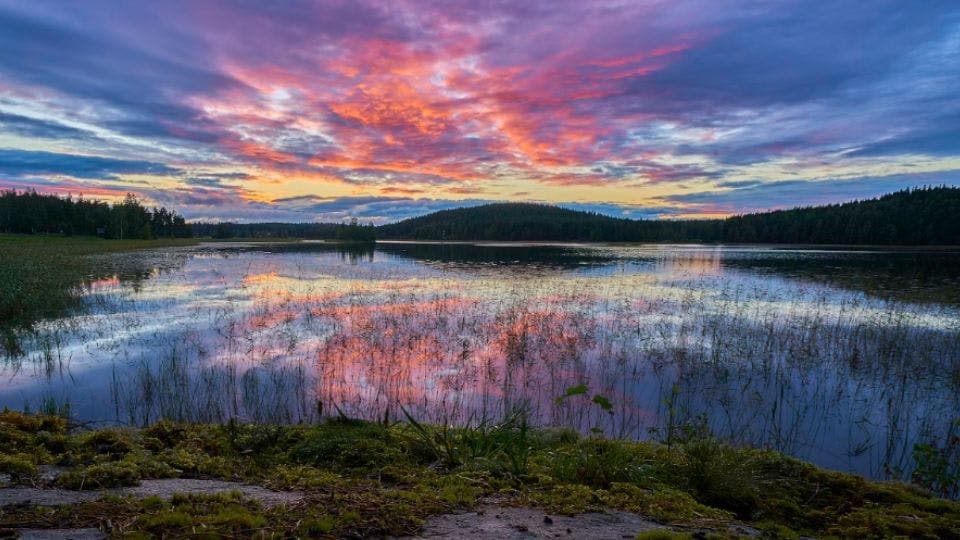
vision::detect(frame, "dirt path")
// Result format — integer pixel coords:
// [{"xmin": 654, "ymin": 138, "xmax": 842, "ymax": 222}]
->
[
  {"xmin": 2, "ymin": 480, "xmax": 302, "ymax": 539},
  {"xmin": 11, "ymin": 529, "xmax": 105, "ymax": 540},
  {"xmin": 402, "ymin": 505, "xmax": 667, "ymax": 539},
  {"xmin": 3, "ymin": 486, "xmax": 746, "ymax": 539},
  {"xmin": 0, "ymin": 478, "xmax": 301, "ymax": 508}
]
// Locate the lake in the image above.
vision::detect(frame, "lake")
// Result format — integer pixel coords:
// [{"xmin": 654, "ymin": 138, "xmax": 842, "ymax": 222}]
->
[{"xmin": 3, "ymin": 241, "xmax": 959, "ymax": 482}]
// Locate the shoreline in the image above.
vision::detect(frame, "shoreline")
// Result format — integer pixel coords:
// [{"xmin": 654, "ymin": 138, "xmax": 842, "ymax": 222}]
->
[{"xmin": 1, "ymin": 411, "xmax": 958, "ymax": 538}]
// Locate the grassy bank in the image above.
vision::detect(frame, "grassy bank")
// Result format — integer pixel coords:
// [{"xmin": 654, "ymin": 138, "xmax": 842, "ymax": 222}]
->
[
  {"xmin": 0, "ymin": 411, "xmax": 958, "ymax": 538},
  {"xmin": 0, "ymin": 234, "xmax": 197, "ymax": 354}
]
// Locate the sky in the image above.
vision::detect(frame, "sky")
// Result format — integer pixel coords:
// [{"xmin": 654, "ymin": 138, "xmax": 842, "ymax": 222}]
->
[{"xmin": 0, "ymin": 0, "xmax": 958, "ymax": 223}]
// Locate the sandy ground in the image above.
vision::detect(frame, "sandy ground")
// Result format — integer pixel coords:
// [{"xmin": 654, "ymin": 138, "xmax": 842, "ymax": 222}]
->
[
  {"xmin": 2, "ymin": 483, "xmax": 753, "ymax": 539},
  {"xmin": 10, "ymin": 529, "xmax": 105, "ymax": 540},
  {"xmin": 401, "ymin": 505, "xmax": 666, "ymax": 539},
  {"xmin": 0, "ymin": 479, "xmax": 301, "ymax": 509},
  {"xmin": 1, "ymin": 479, "xmax": 301, "ymax": 539}
]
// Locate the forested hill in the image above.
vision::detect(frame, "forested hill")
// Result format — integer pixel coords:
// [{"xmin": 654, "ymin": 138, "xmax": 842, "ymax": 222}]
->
[
  {"xmin": 377, "ymin": 202, "xmax": 721, "ymax": 242},
  {"xmin": 722, "ymin": 187, "xmax": 960, "ymax": 244},
  {"xmin": 377, "ymin": 187, "xmax": 960, "ymax": 245}
]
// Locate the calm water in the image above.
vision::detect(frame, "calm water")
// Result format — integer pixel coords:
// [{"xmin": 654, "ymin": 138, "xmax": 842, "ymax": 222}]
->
[{"xmin": 3, "ymin": 241, "xmax": 960, "ymax": 481}]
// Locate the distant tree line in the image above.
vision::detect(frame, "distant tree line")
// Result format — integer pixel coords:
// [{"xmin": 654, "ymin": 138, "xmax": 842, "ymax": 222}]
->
[
  {"xmin": 192, "ymin": 218, "xmax": 375, "ymax": 242},
  {"xmin": 4, "ymin": 186, "xmax": 957, "ymax": 245},
  {"xmin": 0, "ymin": 190, "xmax": 192, "ymax": 239},
  {"xmin": 378, "ymin": 187, "xmax": 960, "ymax": 245}
]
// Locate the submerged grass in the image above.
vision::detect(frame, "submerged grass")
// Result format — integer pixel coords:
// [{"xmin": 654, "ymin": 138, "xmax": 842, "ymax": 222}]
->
[{"xmin": 1, "ymin": 410, "xmax": 958, "ymax": 538}]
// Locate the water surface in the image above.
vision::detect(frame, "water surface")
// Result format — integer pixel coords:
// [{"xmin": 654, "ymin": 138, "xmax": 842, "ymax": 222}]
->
[{"xmin": 3, "ymin": 241, "xmax": 959, "ymax": 481}]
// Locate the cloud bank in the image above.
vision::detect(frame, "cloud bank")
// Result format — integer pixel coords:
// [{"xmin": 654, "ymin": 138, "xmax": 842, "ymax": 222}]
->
[{"xmin": 0, "ymin": 0, "xmax": 957, "ymax": 222}]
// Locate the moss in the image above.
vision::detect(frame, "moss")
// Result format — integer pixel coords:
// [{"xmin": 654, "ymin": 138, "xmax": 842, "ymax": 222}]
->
[
  {"xmin": 603, "ymin": 483, "xmax": 732, "ymax": 524},
  {"xmin": 205, "ymin": 504, "xmax": 268, "ymax": 532},
  {"xmin": 290, "ymin": 419, "xmax": 409, "ymax": 471},
  {"xmin": 754, "ymin": 521, "xmax": 800, "ymax": 539},
  {"xmin": 56, "ymin": 461, "xmax": 140, "ymax": 490},
  {"xmin": 0, "ymin": 453, "xmax": 38, "ymax": 483},
  {"xmin": 674, "ymin": 439, "xmax": 761, "ymax": 519},
  {"xmin": 827, "ymin": 504, "xmax": 960, "ymax": 539},
  {"xmin": 299, "ymin": 515, "xmax": 336, "ymax": 535},
  {"xmin": 0, "ymin": 410, "xmax": 66, "ymax": 434},
  {"xmin": 264, "ymin": 464, "xmax": 344, "ymax": 491},
  {"xmin": 635, "ymin": 531, "xmax": 696, "ymax": 540},
  {"xmin": 537, "ymin": 438, "xmax": 671, "ymax": 490},
  {"xmin": 1, "ymin": 413, "xmax": 959, "ymax": 539},
  {"xmin": 155, "ymin": 448, "xmax": 234, "ymax": 478},
  {"xmin": 142, "ymin": 420, "xmax": 188, "ymax": 448},
  {"xmin": 0, "ymin": 424, "xmax": 33, "ymax": 451},
  {"xmin": 527, "ymin": 483, "xmax": 602, "ymax": 514},
  {"xmin": 77, "ymin": 429, "xmax": 135, "ymax": 459},
  {"xmin": 34, "ymin": 431, "xmax": 69, "ymax": 455},
  {"xmin": 121, "ymin": 452, "xmax": 179, "ymax": 479},
  {"xmin": 135, "ymin": 509, "xmax": 193, "ymax": 532},
  {"xmin": 437, "ymin": 476, "xmax": 481, "ymax": 506}
]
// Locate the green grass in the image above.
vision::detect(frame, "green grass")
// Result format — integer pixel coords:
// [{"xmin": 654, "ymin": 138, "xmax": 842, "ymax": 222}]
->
[
  {"xmin": 1, "ymin": 410, "xmax": 958, "ymax": 538},
  {"xmin": 0, "ymin": 234, "xmax": 196, "ymax": 354}
]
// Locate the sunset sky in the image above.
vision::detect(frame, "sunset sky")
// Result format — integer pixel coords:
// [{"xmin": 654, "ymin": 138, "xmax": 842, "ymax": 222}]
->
[{"xmin": 0, "ymin": 1, "xmax": 958, "ymax": 223}]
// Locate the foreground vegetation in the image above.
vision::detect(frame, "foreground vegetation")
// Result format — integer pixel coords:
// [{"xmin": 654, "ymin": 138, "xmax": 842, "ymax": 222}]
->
[
  {"xmin": 0, "ymin": 234, "xmax": 196, "ymax": 354},
  {"xmin": 0, "ymin": 410, "xmax": 958, "ymax": 538}
]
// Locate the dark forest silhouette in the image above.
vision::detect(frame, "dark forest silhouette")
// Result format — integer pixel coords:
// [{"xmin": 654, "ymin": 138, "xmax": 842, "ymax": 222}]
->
[
  {"xmin": 2, "ymin": 186, "xmax": 958, "ymax": 245},
  {"xmin": 0, "ymin": 190, "xmax": 191, "ymax": 239},
  {"xmin": 379, "ymin": 187, "xmax": 960, "ymax": 245}
]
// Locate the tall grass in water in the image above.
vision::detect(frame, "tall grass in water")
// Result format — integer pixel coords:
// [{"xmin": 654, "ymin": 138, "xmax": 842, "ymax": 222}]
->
[
  {"xmin": 0, "ymin": 234, "xmax": 194, "ymax": 356},
  {"xmin": 5, "ymin": 247, "xmax": 959, "ymax": 490}
]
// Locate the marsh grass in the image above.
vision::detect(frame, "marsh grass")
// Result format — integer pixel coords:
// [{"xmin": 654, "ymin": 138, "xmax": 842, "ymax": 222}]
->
[
  {"xmin": 0, "ymin": 234, "xmax": 195, "ymax": 355},
  {"xmin": 4, "ymin": 243, "xmax": 960, "ymax": 500}
]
